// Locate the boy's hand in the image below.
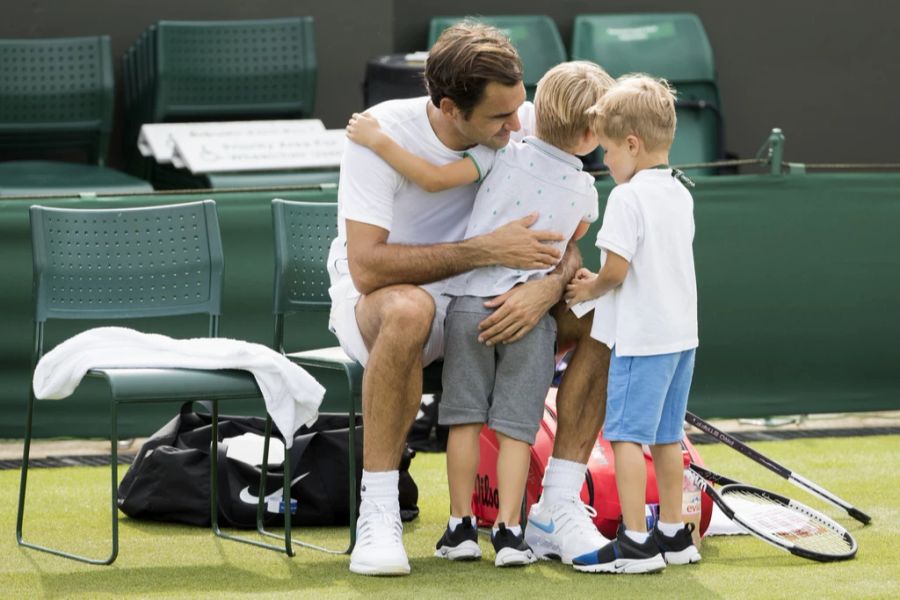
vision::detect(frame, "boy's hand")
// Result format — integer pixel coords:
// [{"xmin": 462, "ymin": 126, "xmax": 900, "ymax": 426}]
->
[
  {"xmin": 346, "ymin": 112, "xmax": 384, "ymax": 149},
  {"xmin": 565, "ymin": 269, "xmax": 599, "ymax": 305}
]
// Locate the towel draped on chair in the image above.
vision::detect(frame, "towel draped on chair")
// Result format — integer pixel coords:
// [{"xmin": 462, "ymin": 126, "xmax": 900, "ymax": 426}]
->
[{"xmin": 33, "ymin": 326, "xmax": 325, "ymax": 448}]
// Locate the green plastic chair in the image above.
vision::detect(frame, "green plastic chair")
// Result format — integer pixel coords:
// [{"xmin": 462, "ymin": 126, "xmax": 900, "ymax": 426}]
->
[
  {"xmin": 271, "ymin": 199, "xmax": 443, "ymax": 552},
  {"xmin": 122, "ymin": 18, "xmax": 319, "ymax": 188},
  {"xmin": 571, "ymin": 13, "xmax": 723, "ymax": 172},
  {"xmin": 154, "ymin": 18, "xmax": 316, "ymax": 121},
  {"xmin": 427, "ymin": 16, "xmax": 566, "ymax": 100},
  {"xmin": 0, "ymin": 36, "xmax": 150, "ymax": 195},
  {"xmin": 16, "ymin": 200, "xmax": 293, "ymax": 564}
]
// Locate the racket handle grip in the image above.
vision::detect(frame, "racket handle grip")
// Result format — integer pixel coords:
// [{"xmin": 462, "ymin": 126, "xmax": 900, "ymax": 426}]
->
[{"xmin": 848, "ymin": 507, "xmax": 872, "ymax": 525}]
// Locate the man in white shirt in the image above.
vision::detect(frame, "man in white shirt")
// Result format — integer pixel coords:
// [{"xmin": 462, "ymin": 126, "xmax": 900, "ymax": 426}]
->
[{"xmin": 331, "ymin": 22, "xmax": 612, "ymax": 576}]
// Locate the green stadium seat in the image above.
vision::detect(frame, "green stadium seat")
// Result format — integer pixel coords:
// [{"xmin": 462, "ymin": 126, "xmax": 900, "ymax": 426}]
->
[
  {"xmin": 271, "ymin": 199, "xmax": 443, "ymax": 552},
  {"xmin": 16, "ymin": 200, "xmax": 294, "ymax": 564},
  {"xmin": 122, "ymin": 18, "xmax": 323, "ymax": 189},
  {"xmin": 0, "ymin": 36, "xmax": 151, "ymax": 195},
  {"xmin": 427, "ymin": 15, "xmax": 567, "ymax": 100},
  {"xmin": 572, "ymin": 13, "xmax": 723, "ymax": 173}
]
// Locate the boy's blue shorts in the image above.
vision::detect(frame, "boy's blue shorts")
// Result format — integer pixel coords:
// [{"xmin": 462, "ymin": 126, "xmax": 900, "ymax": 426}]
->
[{"xmin": 603, "ymin": 346, "xmax": 696, "ymax": 445}]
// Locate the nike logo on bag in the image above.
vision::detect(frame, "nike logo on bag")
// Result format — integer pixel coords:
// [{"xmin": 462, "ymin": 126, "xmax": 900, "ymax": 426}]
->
[
  {"xmin": 529, "ymin": 517, "xmax": 555, "ymax": 534},
  {"xmin": 238, "ymin": 472, "xmax": 310, "ymax": 505}
]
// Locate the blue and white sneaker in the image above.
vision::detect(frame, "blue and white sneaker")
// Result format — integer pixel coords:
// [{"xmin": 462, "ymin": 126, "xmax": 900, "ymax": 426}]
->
[
  {"xmin": 573, "ymin": 524, "xmax": 666, "ymax": 574},
  {"xmin": 524, "ymin": 497, "xmax": 609, "ymax": 565}
]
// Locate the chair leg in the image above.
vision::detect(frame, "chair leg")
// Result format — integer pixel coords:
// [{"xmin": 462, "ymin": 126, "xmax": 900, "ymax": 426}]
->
[
  {"xmin": 16, "ymin": 391, "xmax": 118, "ymax": 564},
  {"xmin": 209, "ymin": 400, "xmax": 295, "ymax": 555},
  {"xmin": 346, "ymin": 392, "xmax": 358, "ymax": 553},
  {"xmin": 255, "ymin": 416, "xmax": 294, "ymax": 556}
]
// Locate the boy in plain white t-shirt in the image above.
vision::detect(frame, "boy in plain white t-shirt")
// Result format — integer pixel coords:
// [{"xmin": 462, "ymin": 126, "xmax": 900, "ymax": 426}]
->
[
  {"xmin": 564, "ymin": 74, "xmax": 701, "ymax": 574},
  {"xmin": 348, "ymin": 61, "xmax": 614, "ymax": 567}
]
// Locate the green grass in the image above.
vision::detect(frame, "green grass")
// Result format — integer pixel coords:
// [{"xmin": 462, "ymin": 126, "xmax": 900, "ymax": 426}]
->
[{"xmin": 1, "ymin": 435, "xmax": 898, "ymax": 599}]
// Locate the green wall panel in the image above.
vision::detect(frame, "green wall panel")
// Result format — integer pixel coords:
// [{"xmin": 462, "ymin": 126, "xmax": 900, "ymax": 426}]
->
[{"xmin": 1, "ymin": 174, "xmax": 898, "ymax": 438}]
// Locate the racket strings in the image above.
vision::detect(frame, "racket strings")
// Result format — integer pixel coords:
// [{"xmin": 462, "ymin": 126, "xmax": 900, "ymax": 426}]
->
[{"xmin": 723, "ymin": 488, "xmax": 854, "ymax": 555}]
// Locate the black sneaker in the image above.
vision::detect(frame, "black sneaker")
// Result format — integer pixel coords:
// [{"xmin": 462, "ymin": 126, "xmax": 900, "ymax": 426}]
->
[
  {"xmin": 652, "ymin": 522, "xmax": 702, "ymax": 564},
  {"xmin": 573, "ymin": 524, "xmax": 666, "ymax": 574},
  {"xmin": 434, "ymin": 516, "xmax": 481, "ymax": 561},
  {"xmin": 491, "ymin": 523, "xmax": 536, "ymax": 567}
]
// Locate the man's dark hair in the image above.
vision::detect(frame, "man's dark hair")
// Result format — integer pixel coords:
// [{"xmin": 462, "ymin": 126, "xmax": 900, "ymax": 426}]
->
[{"xmin": 424, "ymin": 21, "xmax": 523, "ymax": 118}]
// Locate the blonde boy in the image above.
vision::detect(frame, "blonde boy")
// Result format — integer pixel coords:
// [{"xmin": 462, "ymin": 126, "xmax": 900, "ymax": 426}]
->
[
  {"xmin": 565, "ymin": 74, "xmax": 700, "ymax": 574},
  {"xmin": 348, "ymin": 61, "xmax": 614, "ymax": 567}
]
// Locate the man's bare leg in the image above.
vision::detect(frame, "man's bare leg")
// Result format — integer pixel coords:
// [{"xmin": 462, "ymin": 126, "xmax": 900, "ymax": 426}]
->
[
  {"xmin": 349, "ymin": 284, "xmax": 434, "ymax": 576},
  {"xmin": 524, "ymin": 304, "xmax": 611, "ymax": 565},
  {"xmin": 357, "ymin": 284, "xmax": 435, "ymax": 471},
  {"xmin": 553, "ymin": 305, "xmax": 610, "ymax": 463}
]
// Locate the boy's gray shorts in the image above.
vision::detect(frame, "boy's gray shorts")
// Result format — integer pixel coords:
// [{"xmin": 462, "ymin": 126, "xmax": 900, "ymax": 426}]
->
[{"xmin": 439, "ymin": 295, "xmax": 557, "ymax": 444}]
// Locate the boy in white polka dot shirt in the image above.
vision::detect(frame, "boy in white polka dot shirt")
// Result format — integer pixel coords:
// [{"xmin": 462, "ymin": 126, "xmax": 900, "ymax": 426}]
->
[{"xmin": 347, "ymin": 61, "xmax": 613, "ymax": 566}]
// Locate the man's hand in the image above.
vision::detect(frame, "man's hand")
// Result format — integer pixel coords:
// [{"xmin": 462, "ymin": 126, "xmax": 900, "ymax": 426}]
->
[
  {"xmin": 565, "ymin": 267, "xmax": 600, "ymax": 306},
  {"xmin": 477, "ymin": 277, "xmax": 560, "ymax": 345},
  {"xmin": 475, "ymin": 212, "xmax": 565, "ymax": 270}
]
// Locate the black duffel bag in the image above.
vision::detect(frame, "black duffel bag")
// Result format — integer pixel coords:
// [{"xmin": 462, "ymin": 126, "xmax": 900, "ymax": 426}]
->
[{"xmin": 117, "ymin": 401, "xmax": 419, "ymax": 527}]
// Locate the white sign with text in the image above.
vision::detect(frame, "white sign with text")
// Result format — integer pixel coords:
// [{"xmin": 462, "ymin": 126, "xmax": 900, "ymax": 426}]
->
[
  {"xmin": 171, "ymin": 129, "xmax": 346, "ymax": 174},
  {"xmin": 137, "ymin": 119, "xmax": 327, "ymax": 164}
]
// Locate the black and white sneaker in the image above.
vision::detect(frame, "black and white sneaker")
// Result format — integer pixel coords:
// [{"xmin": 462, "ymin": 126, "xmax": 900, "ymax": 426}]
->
[
  {"xmin": 652, "ymin": 522, "xmax": 702, "ymax": 564},
  {"xmin": 572, "ymin": 524, "xmax": 666, "ymax": 574},
  {"xmin": 434, "ymin": 516, "xmax": 481, "ymax": 561},
  {"xmin": 491, "ymin": 523, "xmax": 536, "ymax": 567}
]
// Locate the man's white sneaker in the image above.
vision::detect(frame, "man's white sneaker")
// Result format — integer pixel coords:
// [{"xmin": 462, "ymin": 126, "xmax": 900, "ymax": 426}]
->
[
  {"xmin": 524, "ymin": 497, "xmax": 609, "ymax": 565},
  {"xmin": 349, "ymin": 500, "xmax": 410, "ymax": 576}
]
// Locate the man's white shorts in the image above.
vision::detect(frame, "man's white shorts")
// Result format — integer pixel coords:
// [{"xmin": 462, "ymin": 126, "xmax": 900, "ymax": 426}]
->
[{"xmin": 328, "ymin": 276, "xmax": 450, "ymax": 367}]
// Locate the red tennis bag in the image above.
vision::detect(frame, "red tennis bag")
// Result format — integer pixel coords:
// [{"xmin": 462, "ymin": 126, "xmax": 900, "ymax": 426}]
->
[{"xmin": 473, "ymin": 391, "xmax": 713, "ymax": 543}]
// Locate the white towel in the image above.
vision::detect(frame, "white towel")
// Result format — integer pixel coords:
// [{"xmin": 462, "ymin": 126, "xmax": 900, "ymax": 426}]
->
[{"xmin": 33, "ymin": 327, "xmax": 325, "ymax": 448}]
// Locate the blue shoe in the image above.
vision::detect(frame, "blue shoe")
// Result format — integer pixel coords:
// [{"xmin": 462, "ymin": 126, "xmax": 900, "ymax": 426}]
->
[{"xmin": 573, "ymin": 524, "xmax": 666, "ymax": 574}]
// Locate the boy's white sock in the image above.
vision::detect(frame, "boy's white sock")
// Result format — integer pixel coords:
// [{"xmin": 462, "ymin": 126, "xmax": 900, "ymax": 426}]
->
[
  {"xmin": 624, "ymin": 528, "xmax": 650, "ymax": 544},
  {"xmin": 360, "ymin": 469, "xmax": 400, "ymax": 513},
  {"xmin": 540, "ymin": 457, "xmax": 588, "ymax": 505},
  {"xmin": 494, "ymin": 524, "xmax": 522, "ymax": 537},
  {"xmin": 448, "ymin": 515, "xmax": 475, "ymax": 530},
  {"xmin": 657, "ymin": 520, "xmax": 686, "ymax": 537}
]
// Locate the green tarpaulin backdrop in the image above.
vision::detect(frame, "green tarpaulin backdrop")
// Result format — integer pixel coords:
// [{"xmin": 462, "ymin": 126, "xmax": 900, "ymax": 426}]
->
[{"xmin": 1, "ymin": 173, "xmax": 898, "ymax": 438}]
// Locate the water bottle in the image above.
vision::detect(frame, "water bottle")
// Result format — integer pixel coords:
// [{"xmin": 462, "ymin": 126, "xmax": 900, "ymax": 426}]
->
[{"xmin": 644, "ymin": 502, "xmax": 659, "ymax": 530}]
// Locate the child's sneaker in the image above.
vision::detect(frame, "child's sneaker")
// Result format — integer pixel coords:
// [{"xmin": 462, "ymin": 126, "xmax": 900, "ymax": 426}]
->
[
  {"xmin": 491, "ymin": 523, "xmax": 537, "ymax": 567},
  {"xmin": 434, "ymin": 516, "xmax": 482, "ymax": 561},
  {"xmin": 572, "ymin": 524, "xmax": 666, "ymax": 574},
  {"xmin": 652, "ymin": 522, "xmax": 702, "ymax": 564}
]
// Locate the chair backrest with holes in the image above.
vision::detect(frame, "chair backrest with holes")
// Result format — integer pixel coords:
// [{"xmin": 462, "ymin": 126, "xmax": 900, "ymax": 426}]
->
[
  {"xmin": 0, "ymin": 36, "xmax": 114, "ymax": 164},
  {"xmin": 30, "ymin": 200, "xmax": 224, "ymax": 323},
  {"xmin": 271, "ymin": 199, "xmax": 336, "ymax": 317}
]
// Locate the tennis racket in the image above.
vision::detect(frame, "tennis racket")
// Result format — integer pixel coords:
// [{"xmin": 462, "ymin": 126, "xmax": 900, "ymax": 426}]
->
[
  {"xmin": 688, "ymin": 463, "xmax": 857, "ymax": 562},
  {"xmin": 685, "ymin": 411, "xmax": 872, "ymax": 525}
]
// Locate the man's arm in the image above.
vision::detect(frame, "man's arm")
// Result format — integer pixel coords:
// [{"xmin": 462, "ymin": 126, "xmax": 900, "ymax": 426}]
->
[
  {"xmin": 347, "ymin": 215, "xmax": 565, "ymax": 295},
  {"xmin": 477, "ymin": 240, "xmax": 582, "ymax": 345}
]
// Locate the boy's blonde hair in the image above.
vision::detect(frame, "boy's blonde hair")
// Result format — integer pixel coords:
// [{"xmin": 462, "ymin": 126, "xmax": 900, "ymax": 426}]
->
[
  {"xmin": 597, "ymin": 74, "xmax": 677, "ymax": 151},
  {"xmin": 534, "ymin": 61, "xmax": 614, "ymax": 150}
]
